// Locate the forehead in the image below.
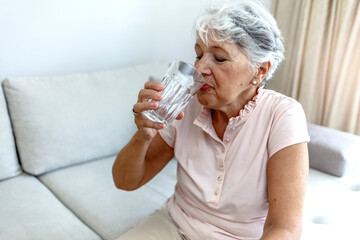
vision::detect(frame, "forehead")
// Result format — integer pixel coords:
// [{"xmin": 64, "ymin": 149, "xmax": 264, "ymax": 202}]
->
[
  {"xmin": 195, "ymin": 38, "xmax": 251, "ymax": 66},
  {"xmin": 195, "ymin": 38, "xmax": 243, "ymax": 57},
  {"xmin": 196, "ymin": 38, "xmax": 238, "ymax": 51}
]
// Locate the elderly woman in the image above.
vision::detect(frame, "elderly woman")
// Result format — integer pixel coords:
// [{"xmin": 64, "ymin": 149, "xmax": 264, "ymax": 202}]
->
[{"xmin": 112, "ymin": 1, "xmax": 309, "ymax": 239}]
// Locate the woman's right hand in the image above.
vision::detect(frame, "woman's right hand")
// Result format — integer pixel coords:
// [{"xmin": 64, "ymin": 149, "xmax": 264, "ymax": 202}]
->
[
  {"xmin": 133, "ymin": 81, "xmax": 185, "ymax": 142},
  {"xmin": 132, "ymin": 81, "xmax": 166, "ymax": 141}
]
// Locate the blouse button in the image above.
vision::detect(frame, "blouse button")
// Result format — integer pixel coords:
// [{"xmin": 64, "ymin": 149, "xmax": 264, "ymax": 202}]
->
[
  {"xmin": 221, "ymin": 147, "xmax": 225, "ymax": 153},
  {"xmin": 217, "ymin": 176, "xmax": 223, "ymax": 181},
  {"xmin": 225, "ymin": 138, "xmax": 230, "ymax": 142},
  {"xmin": 214, "ymin": 190, "xmax": 219, "ymax": 196},
  {"xmin": 218, "ymin": 162, "xmax": 224, "ymax": 169}
]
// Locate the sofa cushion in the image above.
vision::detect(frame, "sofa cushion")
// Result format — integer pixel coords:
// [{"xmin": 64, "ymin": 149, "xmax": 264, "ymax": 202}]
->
[
  {"xmin": 301, "ymin": 222, "xmax": 343, "ymax": 240},
  {"xmin": 0, "ymin": 80, "xmax": 21, "ymax": 180},
  {"xmin": 39, "ymin": 155, "xmax": 177, "ymax": 240},
  {"xmin": 0, "ymin": 174, "xmax": 101, "ymax": 240},
  {"xmin": 145, "ymin": 157, "xmax": 177, "ymax": 197},
  {"xmin": 307, "ymin": 123, "xmax": 360, "ymax": 177},
  {"xmin": 3, "ymin": 61, "xmax": 169, "ymax": 175},
  {"xmin": 304, "ymin": 168, "xmax": 360, "ymax": 239}
]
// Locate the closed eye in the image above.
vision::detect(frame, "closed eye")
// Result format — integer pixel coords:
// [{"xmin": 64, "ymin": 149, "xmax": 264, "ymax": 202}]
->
[{"xmin": 215, "ymin": 58, "xmax": 226, "ymax": 62}]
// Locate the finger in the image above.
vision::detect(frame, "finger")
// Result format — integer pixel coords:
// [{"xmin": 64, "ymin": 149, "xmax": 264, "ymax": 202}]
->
[
  {"xmin": 133, "ymin": 101, "xmax": 158, "ymax": 114},
  {"xmin": 144, "ymin": 81, "xmax": 164, "ymax": 91},
  {"xmin": 138, "ymin": 89, "xmax": 162, "ymax": 103},
  {"xmin": 135, "ymin": 115, "xmax": 165, "ymax": 130},
  {"xmin": 175, "ymin": 111, "xmax": 185, "ymax": 120}
]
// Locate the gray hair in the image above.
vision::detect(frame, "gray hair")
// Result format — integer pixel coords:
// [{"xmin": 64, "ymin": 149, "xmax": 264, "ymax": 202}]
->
[{"xmin": 194, "ymin": 0, "xmax": 284, "ymax": 85}]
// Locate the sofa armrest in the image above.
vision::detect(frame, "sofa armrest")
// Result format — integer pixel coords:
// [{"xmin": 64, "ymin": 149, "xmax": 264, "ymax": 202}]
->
[{"xmin": 307, "ymin": 123, "xmax": 360, "ymax": 177}]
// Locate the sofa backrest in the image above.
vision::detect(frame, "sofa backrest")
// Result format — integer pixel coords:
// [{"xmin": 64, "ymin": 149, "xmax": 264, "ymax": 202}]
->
[
  {"xmin": 0, "ymin": 80, "xmax": 22, "ymax": 180},
  {"xmin": 3, "ymin": 61, "xmax": 169, "ymax": 175}
]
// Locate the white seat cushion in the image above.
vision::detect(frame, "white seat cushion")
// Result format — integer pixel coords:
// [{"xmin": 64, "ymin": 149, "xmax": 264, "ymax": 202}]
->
[
  {"xmin": 304, "ymin": 169, "xmax": 360, "ymax": 238},
  {"xmin": 301, "ymin": 222, "xmax": 342, "ymax": 240},
  {"xmin": 39, "ymin": 155, "xmax": 177, "ymax": 240},
  {"xmin": 145, "ymin": 157, "xmax": 177, "ymax": 197},
  {"xmin": 0, "ymin": 174, "xmax": 100, "ymax": 240}
]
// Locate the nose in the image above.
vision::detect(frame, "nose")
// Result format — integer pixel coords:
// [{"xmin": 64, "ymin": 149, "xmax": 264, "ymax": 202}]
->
[{"xmin": 195, "ymin": 56, "xmax": 211, "ymax": 76}]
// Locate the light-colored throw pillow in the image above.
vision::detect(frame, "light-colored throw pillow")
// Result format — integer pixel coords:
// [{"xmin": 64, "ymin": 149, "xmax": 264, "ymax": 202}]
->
[
  {"xmin": 307, "ymin": 123, "xmax": 360, "ymax": 177},
  {"xmin": 3, "ymin": 61, "xmax": 169, "ymax": 175}
]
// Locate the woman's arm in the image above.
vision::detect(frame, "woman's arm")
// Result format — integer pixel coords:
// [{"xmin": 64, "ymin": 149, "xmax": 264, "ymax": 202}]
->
[
  {"xmin": 112, "ymin": 131, "xmax": 174, "ymax": 191},
  {"xmin": 112, "ymin": 81, "xmax": 182, "ymax": 191},
  {"xmin": 261, "ymin": 142, "xmax": 309, "ymax": 240}
]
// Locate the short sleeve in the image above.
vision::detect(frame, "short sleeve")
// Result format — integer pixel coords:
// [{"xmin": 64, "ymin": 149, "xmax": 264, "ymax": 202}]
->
[
  {"xmin": 268, "ymin": 100, "xmax": 310, "ymax": 158},
  {"xmin": 159, "ymin": 124, "xmax": 176, "ymax": 148}
]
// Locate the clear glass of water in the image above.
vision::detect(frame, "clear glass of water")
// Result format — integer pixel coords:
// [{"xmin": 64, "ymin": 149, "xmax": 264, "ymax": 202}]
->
[{"xmin": 142, "ymin": 60, "xmax": 205, "ymax": 127}]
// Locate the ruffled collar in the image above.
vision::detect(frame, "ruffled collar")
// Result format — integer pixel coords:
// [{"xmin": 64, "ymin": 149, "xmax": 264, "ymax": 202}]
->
[
  {"xmin": 194, "ymin": 87, "xmax": 264, "ymax": 129},
  {"xmin": 228, "ymin": 86, "xmax": 264, "ymax": 125}
]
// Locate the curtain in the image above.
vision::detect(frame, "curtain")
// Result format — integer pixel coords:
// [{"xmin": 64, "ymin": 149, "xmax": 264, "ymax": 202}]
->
[{"xmin": 268, "ymin": 0, "xmax": 360, "ymax": 135}]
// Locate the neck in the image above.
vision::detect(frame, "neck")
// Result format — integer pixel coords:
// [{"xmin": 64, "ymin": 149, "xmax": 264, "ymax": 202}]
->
[
  {"xmin": 214, "ymin": 86, "xmax": 258, "ymax": 119},
  {"xmin": 211, "ymin": 86, "xmax": 259, "ymax": 139}
]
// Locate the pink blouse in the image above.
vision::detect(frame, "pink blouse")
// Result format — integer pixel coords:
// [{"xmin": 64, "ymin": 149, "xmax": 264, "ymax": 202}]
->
[{"xmin": 159, "ymin": 88, "xmax": 310, "ymax": 240}]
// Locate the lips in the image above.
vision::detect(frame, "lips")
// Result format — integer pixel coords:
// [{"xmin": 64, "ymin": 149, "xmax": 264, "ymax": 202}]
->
[{"xmin": 200, "ymin": 83, "xmax": 213, "ymax": 90}]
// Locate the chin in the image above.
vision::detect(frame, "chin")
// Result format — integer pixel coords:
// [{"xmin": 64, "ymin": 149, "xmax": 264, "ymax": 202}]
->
[{"xmin": 196, "ymin": 93, "xmax": 214, "ymax": 108}]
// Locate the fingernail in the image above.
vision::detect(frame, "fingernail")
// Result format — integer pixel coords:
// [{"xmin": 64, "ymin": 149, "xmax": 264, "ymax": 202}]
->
[
  {"xmin": 155, "ymin": 93, "xmax": 162, "ymax": 99},
  {"xmin": 156, "ymin": 84, "xmax": 164, "ymax": 90},
  {"xmin": 150, "ymin": 102, "xmax": 157, "ymax": 107}
]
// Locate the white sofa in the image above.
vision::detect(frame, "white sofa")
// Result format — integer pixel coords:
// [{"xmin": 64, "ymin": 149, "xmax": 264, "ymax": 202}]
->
[{"xmin": 1, "ymin": 61, "xmax": 359, "ymax": 240}]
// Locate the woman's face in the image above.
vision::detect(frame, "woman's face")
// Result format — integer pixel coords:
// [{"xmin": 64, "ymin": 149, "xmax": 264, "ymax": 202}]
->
[{"xmin": 195, "ymin": 38, "xmax": 257, "ymax": 113}]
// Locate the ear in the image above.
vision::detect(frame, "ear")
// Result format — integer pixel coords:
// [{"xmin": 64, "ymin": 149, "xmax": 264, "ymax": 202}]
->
[{"xmin": 254, "ymin": 61, "xmax": 271, "ymax": 82}]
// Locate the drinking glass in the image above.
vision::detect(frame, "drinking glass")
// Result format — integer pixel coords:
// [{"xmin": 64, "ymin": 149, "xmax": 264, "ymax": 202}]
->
[{"xmin": 142, "ymin": 60, "xmax": 204, "ymax": 127}]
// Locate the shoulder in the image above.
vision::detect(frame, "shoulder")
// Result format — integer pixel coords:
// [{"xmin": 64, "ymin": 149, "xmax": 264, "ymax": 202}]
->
[
  {"xmin": 257, "ymin": 89, "xmax": 308, "ymax": 136},
  {"xmin": 262, "ymin": 89, "xmax": 301, "ymax": 107},
  {"xmin": 260, "ymin": 90, "xmax": 310, "ymax": 157},
  {"xmin": 260, "ymin": 89, "xmax": 305, "ymax": 117}
]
